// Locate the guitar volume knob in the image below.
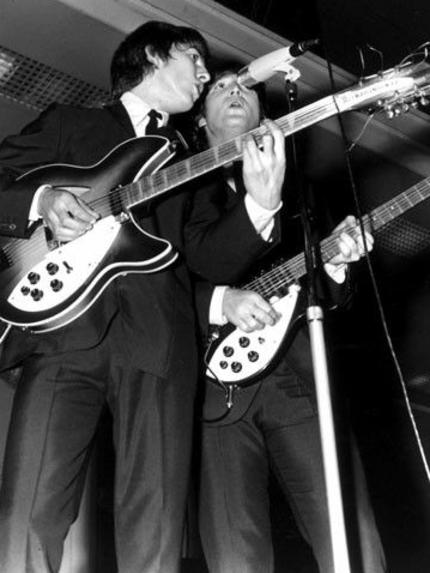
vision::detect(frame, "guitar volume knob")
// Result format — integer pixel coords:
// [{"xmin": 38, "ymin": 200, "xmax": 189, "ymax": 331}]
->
[
  {"xmin": 27, "ymin": 272, "xmax": 40, "ymax": 284},
  {"xmin": 239, "ymin": 336, "xmax": 250, "ymax": 347},
  {"xmin": 223, "ymin": 346, "xmax": 234, "ymax": 357},
  {"xmin": 248, "ymin": 351, "xmax": 259, "ymax": 362},
  {"xmin": 30, "ymin": 289, "xmax": 44, "ymax": 301},
  {"xmin": 50, "ymin": 279, "xmax": 63, "ymax": 292},
  {"xmin": 231, "ymin": 362, "xmax": 242, "ymax": 373},
  {"xmin": 46, "ymin": 262, "xmax": 59, "ymax": 275}
]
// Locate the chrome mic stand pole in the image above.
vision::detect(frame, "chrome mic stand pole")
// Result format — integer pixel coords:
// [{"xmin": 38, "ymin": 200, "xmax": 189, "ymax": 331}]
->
[{"xmin": 284, "ymin": 79, "xmax": 351, "ymax": 573}]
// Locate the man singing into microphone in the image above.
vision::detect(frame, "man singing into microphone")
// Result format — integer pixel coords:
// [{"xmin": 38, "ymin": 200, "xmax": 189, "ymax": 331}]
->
[{"xmin": 191, "ymin": 67, "xmax": 387, "ymax": 573}]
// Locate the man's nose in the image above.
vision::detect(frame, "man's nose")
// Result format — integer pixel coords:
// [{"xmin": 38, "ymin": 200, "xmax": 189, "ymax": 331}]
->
[
  {"xmin": 228, "ymin": 82, "xmax": 242, "ymax": 95},
  {"xmin": 197, "ymin": 64, "xmax": 210, "ymax": 84}
]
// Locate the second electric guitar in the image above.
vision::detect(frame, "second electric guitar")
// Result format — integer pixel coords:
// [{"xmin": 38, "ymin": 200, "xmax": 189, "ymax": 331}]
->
[{"xmin": 206, "ymin": 174, "xmax": 430, "ymax": 386}]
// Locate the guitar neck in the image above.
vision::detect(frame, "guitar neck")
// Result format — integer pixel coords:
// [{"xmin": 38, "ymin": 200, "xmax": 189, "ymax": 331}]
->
[
  {"xmin": 122, "ymin": 60, "xmax": 430, "ymax": 209},
  {"xmin": 123, "ymin": 95, "xmax": 338, "ymax": 208},
  {"xmin": 245, "ymin": 175, "xmax": 430, "ymax": 300}
]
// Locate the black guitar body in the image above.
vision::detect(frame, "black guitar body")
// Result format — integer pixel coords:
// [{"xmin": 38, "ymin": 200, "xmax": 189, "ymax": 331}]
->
[{"xmin": 0, "ymin": 136, "xmax": 178, "ymax": 332}]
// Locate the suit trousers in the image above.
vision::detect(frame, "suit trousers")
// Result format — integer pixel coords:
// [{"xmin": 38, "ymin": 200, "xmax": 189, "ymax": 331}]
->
[
  {"xmin": 0, "ymin": 321, "xmax": 197, "ymax": 573},
  {"xmin": 199, "ymin": 331, "xmax": 386, "ymax": 573}
]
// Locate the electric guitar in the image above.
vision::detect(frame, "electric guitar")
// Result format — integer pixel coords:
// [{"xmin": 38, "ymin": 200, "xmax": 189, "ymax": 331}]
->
[
  {"xmin": 205, "ymin": 173, "xmax": 430, "ymax": 386},
  {"xmin": 1, "ymin": 61, "xmax": 430, "ymax": 333}
]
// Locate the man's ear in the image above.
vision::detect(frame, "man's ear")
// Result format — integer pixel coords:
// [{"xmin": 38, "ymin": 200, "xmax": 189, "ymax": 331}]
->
[{"xmin": 145, "ymin": 45, "xmax": 163, "ymax": 69}]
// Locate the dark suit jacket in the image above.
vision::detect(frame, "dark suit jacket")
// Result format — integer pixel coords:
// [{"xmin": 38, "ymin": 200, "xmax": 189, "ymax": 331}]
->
[
  {"xmin": 194, "ymin": 173, "xmax": 354, "ymax": 423},
  {"xmin": 0, "ymin": 102, "xmax": 270, "ymax": 376},
  {"xmin": 191, "ymin": 170, "xmax": 282, "ymax": 336}
]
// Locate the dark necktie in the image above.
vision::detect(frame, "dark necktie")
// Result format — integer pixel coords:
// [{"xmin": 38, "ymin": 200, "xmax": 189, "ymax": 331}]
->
[{"xmin": 145, "ymin": 109, "xmax": 162, "ymax": 134}]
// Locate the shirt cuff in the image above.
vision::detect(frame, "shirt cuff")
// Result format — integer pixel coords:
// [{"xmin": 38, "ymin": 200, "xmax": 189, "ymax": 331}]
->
[
  {"xmin": 209, "ymin": 285, "xmax": 229, "ymax": 325},
  {"xmin": 244, "ymin": 193, "xmax": 282, "ymax": 240},
  {"xmin": 324, "ymin": 262, "xmax": 347, "ymax": 284},
  {"xmin": 28, "ymin": 185, "xmax": 50, "ymax": 222}
]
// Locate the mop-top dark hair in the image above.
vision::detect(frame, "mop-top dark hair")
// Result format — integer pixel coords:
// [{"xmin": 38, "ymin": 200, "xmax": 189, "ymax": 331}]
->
[{"xmin": 110, "ymin": 20, "xmax": 210, "ymax": 97}]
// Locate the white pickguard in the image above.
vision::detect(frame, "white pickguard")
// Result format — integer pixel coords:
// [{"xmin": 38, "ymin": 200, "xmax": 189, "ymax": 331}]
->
[
  {"xmin": 206, "ymin": 284, "xmax": 301, "ymax": 384},
  {"xmin": 8, "ymin": 216, "xmax": 121, "ymax": 313}
]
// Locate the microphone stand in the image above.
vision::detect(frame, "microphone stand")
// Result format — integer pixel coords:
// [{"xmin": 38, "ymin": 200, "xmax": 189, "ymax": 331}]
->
[{"xmin": 284, "ymin": 79, "xmax": 352, "ymax": 573}]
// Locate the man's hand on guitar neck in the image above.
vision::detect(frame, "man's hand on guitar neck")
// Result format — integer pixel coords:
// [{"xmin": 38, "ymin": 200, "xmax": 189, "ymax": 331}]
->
[
  {"xmin": 242, "ymin": 120, "xmax": 285, "ymax": 211},
  {"xmin": 324, "ymin": 215, "xmax": 373, "ymax": 283},
  {"xmin": 37, "ymin": 187, "xmax": 99, "ymax": 242},
  {"xmin": 221, "ymin": 288, "xmax": 281, "ymax": 333}
]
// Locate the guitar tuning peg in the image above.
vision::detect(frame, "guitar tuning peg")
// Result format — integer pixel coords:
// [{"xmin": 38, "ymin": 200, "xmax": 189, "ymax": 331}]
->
[
  {"xmin": 401, "ymin": 103, "xmax": 410, "ymax": 113},
  {"xmin": 385, "ymin": 107, "xmax": 395, "ymax": 119},
  {"xmin": 420, "ymin": 96, "xmax": 430, "ymax": 106}
]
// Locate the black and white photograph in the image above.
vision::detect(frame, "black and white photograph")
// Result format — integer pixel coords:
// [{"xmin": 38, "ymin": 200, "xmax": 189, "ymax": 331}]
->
[{"xmin": 1, "ymin": 1, "xmax": 430, "ymax": 571}]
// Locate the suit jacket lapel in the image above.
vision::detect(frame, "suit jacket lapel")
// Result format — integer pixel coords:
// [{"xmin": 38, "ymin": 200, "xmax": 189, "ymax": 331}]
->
[
  {"xmin": 233, "ymin": 161, "xmax": 247, "ymax": 198},
  {"xmin": 104, "ymin": 100, "xmax": 136, "ymax": 138}
]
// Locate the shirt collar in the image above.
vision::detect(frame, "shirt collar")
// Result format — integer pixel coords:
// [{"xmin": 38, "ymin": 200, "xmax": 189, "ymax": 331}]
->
[{"xmin": 120, "ymin": 91, "xmax": 169, "ymax": 132}]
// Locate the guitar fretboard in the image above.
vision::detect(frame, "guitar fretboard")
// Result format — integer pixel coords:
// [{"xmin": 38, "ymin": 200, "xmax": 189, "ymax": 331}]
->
[
  {"xmin": 244, "ymin": 176, "xmax": 430, "ymax": 299},
  {"xmin": 124, "ymin": 94, "xmax": 338, "ymax": 208}
]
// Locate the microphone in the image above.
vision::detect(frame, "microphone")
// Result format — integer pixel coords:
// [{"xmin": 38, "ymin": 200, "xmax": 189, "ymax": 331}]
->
[{"xmin": 237, "ymin": 39, "xmax": 319, "ymax": 88}]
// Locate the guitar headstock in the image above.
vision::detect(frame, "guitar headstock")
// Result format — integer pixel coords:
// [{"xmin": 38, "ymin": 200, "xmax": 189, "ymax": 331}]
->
[{"xmin": 334, "ymin": 61, "xmax": 430, "ymax": 117}]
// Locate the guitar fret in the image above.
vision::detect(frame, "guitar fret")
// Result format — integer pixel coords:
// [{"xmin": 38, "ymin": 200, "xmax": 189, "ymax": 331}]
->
[
  {"xmin": 368, "ymin": 180, "xmax": 430, "ymax": 233},
  {"xmin": 189, "ymin": 149, "xmax": 217, "ymax": 174},
  {"xmin": 277, "ymin": 96, "xmax": 336, "ymax": 136},
  {"xmin": 404, "ymin": 194, "xmax": 414, "ymax": 206},
  {"xmin": 124, "ymin": 183, "xmax": 139, "ymax": 209},
  {"xmin": 158, "ymin": 169, "xmax": 169, "ymax": 191},
  {"xmin": 169, "ymin": 160, "xmax": 191, "ymax": 183},
  {"xmin": 219, "ymin": 140, "xmax": 240, "ymax": 163}
]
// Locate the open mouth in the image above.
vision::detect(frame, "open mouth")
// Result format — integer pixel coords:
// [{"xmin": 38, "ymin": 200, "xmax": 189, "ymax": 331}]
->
[{"xmin": 227, "ymin": 98, "xmax": 245, "ymax": 109}]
